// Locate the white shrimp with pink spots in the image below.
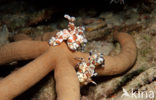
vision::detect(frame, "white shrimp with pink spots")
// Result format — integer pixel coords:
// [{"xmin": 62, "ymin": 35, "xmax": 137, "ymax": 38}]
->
[
  {"xmin": 76, "ymin": 52, "xmax": 105, "ymax": 85},
  {"xmin": 49, "ymin": 15, "xmax": 105, "ymax": 85},
  {"xmin": 49, "ymin": 14, "xmax": 87, "ymax": 50}
]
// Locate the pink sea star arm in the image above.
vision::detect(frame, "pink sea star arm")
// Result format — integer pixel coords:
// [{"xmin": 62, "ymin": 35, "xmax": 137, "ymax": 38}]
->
[
  {"xmin": 55, "ymin": 60, "xmax": 80, "ymax": 100},
  {"xmin": 0, "ymin": 47, "xmax": 56, "ymax": 99}
]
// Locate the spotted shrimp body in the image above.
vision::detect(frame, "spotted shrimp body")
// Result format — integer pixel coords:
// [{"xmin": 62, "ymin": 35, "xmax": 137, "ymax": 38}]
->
[
  {"xmin": 49, "ymin": 15, "xmax": 104, "ymax": 85},
  {"xmin": 49, "ymin": 14, "xmax": 87, "ymax": 51},
  {"xmin": 76, "ymin": 52, "xmax": 105, "ymax": 85}
]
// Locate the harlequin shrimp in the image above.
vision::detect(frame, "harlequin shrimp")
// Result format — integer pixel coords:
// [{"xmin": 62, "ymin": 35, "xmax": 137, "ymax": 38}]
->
[
  {"xmin": 76, "ymin": 51, "xmax": 105, "ymax": 85},
  {"xmin": 49, "ymin": 14, "xmax": 87, "ymax": 51},
  {"xmin": 49, "ymin": 15, "xmax": 104, "ymax": 85}
]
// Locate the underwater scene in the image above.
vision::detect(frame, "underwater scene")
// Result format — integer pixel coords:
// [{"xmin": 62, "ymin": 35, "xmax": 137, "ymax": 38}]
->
[{"xmin": 0, "ymin": 0, "xmax": 155, "ymax": 100}]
